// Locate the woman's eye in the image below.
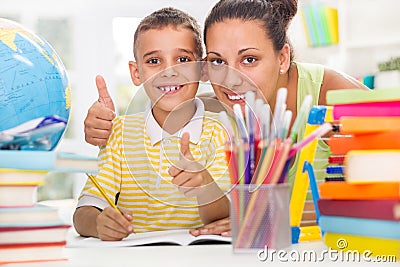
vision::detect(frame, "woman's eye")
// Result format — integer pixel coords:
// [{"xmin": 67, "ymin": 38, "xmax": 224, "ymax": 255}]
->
[
  {"xmin": 147, "ymin": 58, "xmax": 160, "ymax": 64},
  {"xmin": 210, "ymin": 58, "xmax": 225, "ymax": 66},
  {"xmin": 243, "ymin": 57, "xmax": 257, "ymax": 64}
]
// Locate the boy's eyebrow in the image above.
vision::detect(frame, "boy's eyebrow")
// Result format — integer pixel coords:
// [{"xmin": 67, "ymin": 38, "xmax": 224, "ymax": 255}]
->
[
  {"xmin": 143, "ymin": 50, "xmax": 161, "ymax": 58},
  {"xmin": 142, "ymin": 48, "xmax": 195, "ymax": 59}
]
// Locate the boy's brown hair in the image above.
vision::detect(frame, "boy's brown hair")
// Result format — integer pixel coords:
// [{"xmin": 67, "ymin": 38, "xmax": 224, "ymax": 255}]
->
[{"xmin": 133, "ymin": 7, "xmax": 203, "ymax": 60}]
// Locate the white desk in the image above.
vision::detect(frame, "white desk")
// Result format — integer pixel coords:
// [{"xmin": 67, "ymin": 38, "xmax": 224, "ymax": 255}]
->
[
  {"xmin": 8, "ymin": 200, "xmax": 392, "ymax": 267},
  {"xmin": 6, "ymin": 239, "xmax": 394, "ymax": 267}
]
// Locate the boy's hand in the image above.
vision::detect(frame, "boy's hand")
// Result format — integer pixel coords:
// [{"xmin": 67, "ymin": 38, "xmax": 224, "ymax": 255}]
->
[
  {"xmin": 169, "ymin": 132, "xmax": 214, "ymax": 198},
  {"xmin": 96, "ymin": 207, "xmax": 133, "ymax": 241},
  {"xmin": 84, "ymin": 75, "xmax": 115, "ymax": 146},
  {"xmin": 189, "ymin": 217, "xmax": 231, "ymax": 237}
]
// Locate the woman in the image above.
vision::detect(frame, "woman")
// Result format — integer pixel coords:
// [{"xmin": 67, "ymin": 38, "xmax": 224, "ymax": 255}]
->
[{"xmin": 84, "ymin": 0, "xmax": 368, "ymax": 237}]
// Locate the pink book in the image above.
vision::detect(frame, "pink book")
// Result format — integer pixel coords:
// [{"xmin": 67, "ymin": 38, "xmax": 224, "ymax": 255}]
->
[{"xmin": 333, "ymin": 101, "xmax": 400, "ymax": 120}]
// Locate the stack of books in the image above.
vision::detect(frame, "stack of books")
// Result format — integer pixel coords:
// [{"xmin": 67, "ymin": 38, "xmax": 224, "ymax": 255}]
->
[
  {"xmin": 317, "ymin": 88, "xmax": 400, "ymax": 260},
  {"xmin": 0, "ymin": 169, "xmax": 70, "ymax": 264},
  {"xmin": 0, "ymin": 150, "xmax": 99, "ymax": 264}
]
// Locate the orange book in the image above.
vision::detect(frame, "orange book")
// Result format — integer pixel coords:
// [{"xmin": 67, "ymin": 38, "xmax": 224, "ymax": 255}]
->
[
  {"xmin": 0, "ymin": 242, "xmax": 67, "ymax": 265},
  {"xmin": 327, "ymin": 130, "xmax": 400, "ymax": 155},
  {"xmin": 319, "ymin": 182, "xmax": 400, "ymax": 200},
  {"xmin": 339, "ymin": 116, "xmax": 400, "ymax": 134}
]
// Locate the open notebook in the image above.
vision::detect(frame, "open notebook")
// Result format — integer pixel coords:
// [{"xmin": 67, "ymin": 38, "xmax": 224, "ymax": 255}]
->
[{"xmin": 68, "ymin": 229, "xmax": 231, "ymax": 247}]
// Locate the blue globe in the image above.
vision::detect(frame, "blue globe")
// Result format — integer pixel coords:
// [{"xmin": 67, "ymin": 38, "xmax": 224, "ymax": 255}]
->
[{"xmin": 0, "ymin": 18, "xmax": 70, "ymax": 150}]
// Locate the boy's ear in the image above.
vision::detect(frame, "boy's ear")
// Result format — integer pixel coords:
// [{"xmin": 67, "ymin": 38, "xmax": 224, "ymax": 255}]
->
[
  {"xmin": 279, "ymin": 44, "xmax": 291, "ymax": 74},
  {"xmin": 200, "ymin": 58, "xmax": 209, "ymax": 82},
  {"xmin": 129, "ymin": 61, "xmax": 142, "ymax": 86}
]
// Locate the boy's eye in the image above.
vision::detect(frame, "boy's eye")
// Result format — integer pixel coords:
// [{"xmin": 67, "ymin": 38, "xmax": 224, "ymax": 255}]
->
[
  {"xmin": 209, "ymin": 58, "xmax": 225, "ymax": 66},
  {"xmin": 177, "ymin": 56, "xmax": 191, "ymax": 63},
  {"xmin": 242, "ymin": 57, "xmax": 257, "ymax": 64},
  {"xmin": 147, "ymin": 58, "xmax": 160, "ymax": 64}
]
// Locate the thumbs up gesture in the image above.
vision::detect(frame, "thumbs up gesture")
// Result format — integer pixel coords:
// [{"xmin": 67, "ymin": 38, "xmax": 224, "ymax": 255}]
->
[
  {"xmin": 168, "ymin": 132, "xmax": 214, "ymax": 198},
  {"xmin": 84, "ymin": 75, "xmax": 116, "ymax": 146}
]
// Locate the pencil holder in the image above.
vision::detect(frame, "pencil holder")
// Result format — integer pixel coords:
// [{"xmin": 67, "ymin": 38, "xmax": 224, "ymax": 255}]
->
[{"xmin": 230, "ymin": 184, "xmax": 291, "ymax": 253}]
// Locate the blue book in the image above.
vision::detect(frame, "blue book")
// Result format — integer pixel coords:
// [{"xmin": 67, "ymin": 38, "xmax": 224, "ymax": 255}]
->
[
  {"xmin": 319, "ymin": 215, "xmax": 400, "ymax": 240},
  {"xmin": 0, "ymin": 150, "xmax": 99, "ymax": 173}
]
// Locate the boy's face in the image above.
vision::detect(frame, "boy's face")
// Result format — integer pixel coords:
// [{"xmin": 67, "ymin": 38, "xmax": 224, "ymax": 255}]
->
[{"xmin": 129, "ymin": 25, "xmax": 201, "ymax": 114}]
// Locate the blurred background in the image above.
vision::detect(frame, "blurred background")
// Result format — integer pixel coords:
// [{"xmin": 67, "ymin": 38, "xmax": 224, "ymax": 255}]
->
[{"xmin": 1, "ymin": 0, "xmax": 399, "ymax": 200}]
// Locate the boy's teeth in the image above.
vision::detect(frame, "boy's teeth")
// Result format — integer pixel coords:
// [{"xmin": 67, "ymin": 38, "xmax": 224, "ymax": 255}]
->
[
  {"xmin": 227, "ymin": 94, "xmax": 244, "ymax": 100},
  {"xmin": 159, "ymin": 86, "xmax": 180, "ymax": 92}
]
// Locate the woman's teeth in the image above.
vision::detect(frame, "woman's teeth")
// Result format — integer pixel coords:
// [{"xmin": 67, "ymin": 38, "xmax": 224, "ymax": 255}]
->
[{"xmin": 227, "ymin": 94, "xmax": 244, "ymax": 100}]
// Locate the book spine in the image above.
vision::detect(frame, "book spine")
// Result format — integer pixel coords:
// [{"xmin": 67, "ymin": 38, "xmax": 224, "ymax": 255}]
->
[
  {"xmin": 328, "ymin": 131, "xmax": 400, "ymax": 155},
  {"xmin": 319, "ymin": 215, "xmax": 400, "ymax": 239},
  {"xmin": 318, "ymin": 199, "xmax": 399, "ymax": 221},
  {"xmin": 324, "ymin": 232, "xmax": 400, "ymax": 258},
  {"xmin": 333, "ymin": 101, "xmax": 400, "ymax": 120},
  {"xmin": 0, "ymin": 151, "xmax": 56, "ymax": 170},
  {"xmin": 318, "ymin": 182, "xmax": 400, "ymax": 200}
]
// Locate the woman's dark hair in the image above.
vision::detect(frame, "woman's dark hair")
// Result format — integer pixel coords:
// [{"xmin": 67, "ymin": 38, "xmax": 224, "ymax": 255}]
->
[{"xmin": 204, "ymin": 0, "xmax": 297, "ymax": 60}]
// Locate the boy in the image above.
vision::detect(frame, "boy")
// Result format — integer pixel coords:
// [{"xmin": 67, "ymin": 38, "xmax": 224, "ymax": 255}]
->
[{"xmin": 73, "ymin": 7, "xmax": 230, "ymax": 241}]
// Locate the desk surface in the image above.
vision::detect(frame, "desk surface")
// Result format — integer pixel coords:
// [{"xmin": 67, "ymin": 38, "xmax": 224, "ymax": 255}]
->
[
  {"xmin": 6, "ymin": 200, "xmax": 392, "ymax": 267},
  {"xmin": 6, "ymin": 239, "xmax": 392, "ymax": 267}
]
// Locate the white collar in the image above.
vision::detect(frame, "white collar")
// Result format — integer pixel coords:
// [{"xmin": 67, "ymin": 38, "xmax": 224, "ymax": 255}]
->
[{"xmin": 145, "ymin": 98, "xmax": 205, "ymax": 146}]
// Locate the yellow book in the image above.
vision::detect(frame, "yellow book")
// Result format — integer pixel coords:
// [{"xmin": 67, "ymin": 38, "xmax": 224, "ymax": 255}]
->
[
  {"xmin": 0, "ymin": 169, "xmax": 47, "ymax": 185},
  {"xmin": 325, "ymin": 7, "xmax": 339, "ymax": 44},
  {"xmin": 324, "ymin": 232, "xmax": 400, "ymax": 259}
]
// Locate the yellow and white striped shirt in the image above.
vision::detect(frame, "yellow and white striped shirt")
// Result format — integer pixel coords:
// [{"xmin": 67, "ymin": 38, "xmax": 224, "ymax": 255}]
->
[{"xmin": 77, "ymin": 99, "xmax": 230, "ymax": 232}]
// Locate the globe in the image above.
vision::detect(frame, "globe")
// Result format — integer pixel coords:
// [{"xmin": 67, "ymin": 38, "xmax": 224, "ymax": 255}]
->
[{"xmin": 0, "ymin": 18, "xmax": 70, "ymax": 150}]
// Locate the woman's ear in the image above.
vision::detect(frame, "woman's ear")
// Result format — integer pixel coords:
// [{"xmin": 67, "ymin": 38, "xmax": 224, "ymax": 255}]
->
[
  {"xmin": 200, "ymin": 58, "xmax": 209, "ymax": 82},
  {"xmin": 279, "ymin": 44, "xmax": 291, "ymax": 74},
  {"xmin": 129, "ymin": 61, "xmax": 141, "ymax": 86}
]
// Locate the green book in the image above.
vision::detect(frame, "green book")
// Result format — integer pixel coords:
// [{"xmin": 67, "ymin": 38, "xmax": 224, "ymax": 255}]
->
[{"xmin": 326, "ymin": 88, "xmax": 400, "ymax": 105}]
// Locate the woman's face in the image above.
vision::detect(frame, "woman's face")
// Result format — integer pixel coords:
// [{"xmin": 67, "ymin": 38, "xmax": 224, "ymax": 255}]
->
[{"xmin": 205, "ymin": 19, "xmax": 287, "ymax": 110}]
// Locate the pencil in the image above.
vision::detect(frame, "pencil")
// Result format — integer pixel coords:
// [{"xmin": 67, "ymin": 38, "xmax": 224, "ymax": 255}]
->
[{"xmin": 86, "ymin": 174, "xmax": 122, "ymax": 214}]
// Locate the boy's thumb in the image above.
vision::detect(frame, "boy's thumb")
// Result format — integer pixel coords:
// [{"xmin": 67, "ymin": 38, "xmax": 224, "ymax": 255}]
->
[
  {"xmin": 180, "ymin": 132, "xmax": 193, "ymax": 159},
  {"xmin": 96, "ymin": 75, "xmax": 115, "ymax": 112}
]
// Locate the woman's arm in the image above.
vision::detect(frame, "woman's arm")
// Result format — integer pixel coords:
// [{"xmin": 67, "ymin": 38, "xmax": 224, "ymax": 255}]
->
[{"xmin": 319, "ymin": 67, "xmax": 370, "ymax": 105}]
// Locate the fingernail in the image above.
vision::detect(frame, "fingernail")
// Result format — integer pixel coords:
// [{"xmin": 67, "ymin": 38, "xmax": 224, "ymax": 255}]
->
[
  {"xmin": 128, "ymin": 225, "xmax": 133, "ymax": 232},
  {"xmin": 192, "ymin": 230, "xmax": 199, "ymax": 235},
  {"xmin": 200, "ymin": 229, "xmax": 208, "ymax": 234}
]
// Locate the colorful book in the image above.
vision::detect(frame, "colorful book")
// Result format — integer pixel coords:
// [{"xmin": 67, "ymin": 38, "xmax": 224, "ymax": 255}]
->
[
  {"xmin": 318, "ymin": 199, "xmax": 400, "ymax": 221},
  {"xmin": 319, "ymin": 182, "xmax": 400, "ymax": 200},
  {"xmin": 319, "ymin": 215, "xmax": 400, "ymax": 239},
  {"xmin": 325, "ymin": 6, "xmax": 338, "ymax": 44},
  {"xmin": 0, "ymin": 184, "xmax": 40, "ymax": 207},
  {"xmin": 0, "ymin": 205, "xmax": 63, "ymax": 226},
  {"xmin": 326, "ymin": 88, "xmax": 400, "ymax": 105},
  {"xmin": 345, "ymin": 150, "xmax": 400, "ymax": 183},
  {"xmin": 0, "ymin": 151, "xmax": 99, "ymax": 173},
  {"xmin": 0, "ymin": 224, "xmax": 70, "ymax": 245},
  {"xmin": 332, "ymin": 101, "xmax": 400, "ymax": 120},
  {"xmin": 339, "ymin": 116, "xmax": 400, "ymax": 134},
  {"xmin": 324, "ymin": 232, "xmax": 400, "ymax": 258},
  {"xmin": 0, "ymin": 169, "xmax": 47, "ymax": 185},
  {"xmin": 0, "ymin": 241, "xmax": 67, "ymax": 265},
  {"xmin": 327, "ymin": 131, "xmax": 400, "ymax": 155}
]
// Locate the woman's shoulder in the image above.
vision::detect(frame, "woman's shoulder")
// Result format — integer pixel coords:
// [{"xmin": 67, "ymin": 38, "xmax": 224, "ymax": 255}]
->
[{"xmin": 319, "ymin": 66, "xmax": 369, "ymax": 105}]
